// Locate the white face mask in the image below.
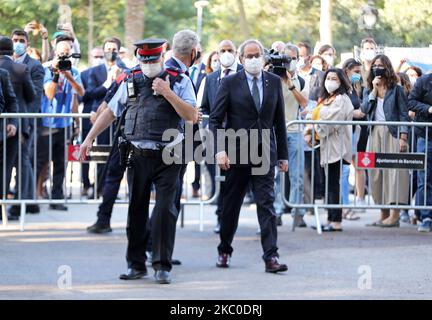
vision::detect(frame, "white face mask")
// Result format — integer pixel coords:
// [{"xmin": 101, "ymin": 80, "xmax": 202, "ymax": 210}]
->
[
  {"xmin": 296, "ymin": 58, "xmax": 305, "ymax": 71},
  {"xmin": 409, "ymin": 76, "xmax": 417, "ymax": 87},
  {"xmin": 244, "ymin": 57, "xmax": 264, "ymax": 76},
  {"xmin": 361, "ymin": 49, "xmax": 376, "ymax": 62},
  {"xmin": 289, "ymin": 59, "xmax": 297, "ymax": 72},
  {"xmin": 312, "ymin": 64, "xmax": 323, "ymax": 71},
  {"xmin": 211, "ymin": 61, "xmax": 220, "ymax": 71},
  {"xmin": 323, "ymin": 55, "xmax": 334, "ymax": 66},
  {"xmin": 219, "ymin": 51, "xmax": 235, "ymax": 68},
  {"xmin": 325, "ymin": 80, "xmax": 340, "ymax": 93},
  {"xmin": 92, "ymin": 57, "xmax": 105, "ymax": 67},
  {"xmin": 140, "ymin": 62, "xmax": 163, "ymax": 78}
]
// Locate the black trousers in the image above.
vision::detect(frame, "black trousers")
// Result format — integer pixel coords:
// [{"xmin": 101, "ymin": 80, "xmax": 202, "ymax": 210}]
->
[
  {"xmin": 218, "ymin": 166, "xmax": 279, "ymax": 262},
  {"xmin": 326, "ymin": 161, "xmax": 342, "ymax": 223},
  {"xmin": 36, "ymin": 129, "xmax": 66, "ymax": 199},
  {"xmin": 97, "ymin": 140, "xmax": 126, "ymax": 225},
  {"xmin": 126, "ymin": 152, "xmax": 181, "ymax": 272},
  {"xmin": 0, "ymin": 135, "xmax": 18, "ymax": 198}
]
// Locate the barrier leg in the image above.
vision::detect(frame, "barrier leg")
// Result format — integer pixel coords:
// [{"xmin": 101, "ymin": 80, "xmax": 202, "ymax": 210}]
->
[
  {"xmin": 199, "ymin": 201, "xmax": 204, "ymax": 232},
  {"xmin": 314, "ymin": 206, "xmax": 322, "ymax": 235},
  {"xmin": 180, "ymin": 203, "xmax": 185, "ymax": 228},
  {"xmin": 20, "ymin": 202, "xmax": 26, "ymax": 232},
  {"xmin": 2, "ymin": 204, "xmax": 7, "ymax": 228},
  {"xmin": 291, "ymin": 211, "xmax": 296, "ymax": 232}
]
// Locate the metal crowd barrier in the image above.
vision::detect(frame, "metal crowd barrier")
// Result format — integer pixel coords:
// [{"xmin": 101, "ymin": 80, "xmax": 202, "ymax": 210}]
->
[
  {"xmin": 282, "ymin": 120, "xmax": 432, "ymax": 234},
  {"xmin": 0, "ymin": 113, "xmax": 222, "ymax": 231}
]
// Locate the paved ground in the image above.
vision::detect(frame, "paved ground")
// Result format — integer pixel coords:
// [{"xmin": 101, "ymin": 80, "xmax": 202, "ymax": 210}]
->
[{"xmin": 0, "ymin": 202, "xmax": 431, "ymax": 300}]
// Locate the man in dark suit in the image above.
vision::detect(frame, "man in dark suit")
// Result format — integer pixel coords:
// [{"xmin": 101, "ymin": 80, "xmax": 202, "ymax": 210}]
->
[
  {"xmin": 201, "ymin": 40, "xmax": 243, "ymax": 233},
  {"xmin": 0, "ymin": 67, "xmax": 19, "ymax": 221},
  {"xmin": 86, "ymin": 37, "xmax": 123, "ymax": 193},
  {"xmin": 189, "ymin": 45, "xmax": 207, "ymax": 198},
  {"xmin": 0, "ymin": 36, "xmax": 36, "ymax": 219},
  {"xmin": 9, "ymin": 30, "xmax": 44, "ymax": 216},
  {"xmin": 209, "ymin": 39, "xmax": 289, "ymax": 273}
]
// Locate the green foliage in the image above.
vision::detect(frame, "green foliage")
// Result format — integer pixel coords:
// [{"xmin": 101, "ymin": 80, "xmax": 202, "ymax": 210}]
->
[{"xmin": 0, "ymin": 0, "xmax": 431, "ymax": 63}]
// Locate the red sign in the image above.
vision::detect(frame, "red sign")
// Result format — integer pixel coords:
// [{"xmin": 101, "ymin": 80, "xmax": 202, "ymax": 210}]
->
[
  {"xmin": 357, "ymin": 152, "xmax": 376, "ymax": 168},
  {"xmin": 68, "ymin": 144, "xmax": 85, "ymax": 161}
]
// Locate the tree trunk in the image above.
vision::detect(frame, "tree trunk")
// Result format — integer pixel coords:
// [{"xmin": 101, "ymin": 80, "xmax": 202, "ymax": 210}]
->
[
  {"xmin": 236, "ymin": 0, "xmax": 250, "ymax": 39},
  {"xmin": 319, "ymin": 0, "xmax": 333, "ymax": 45},
  {"xmin": 125, "ymin": 0, "xmax": 146, "ymax": 58}
]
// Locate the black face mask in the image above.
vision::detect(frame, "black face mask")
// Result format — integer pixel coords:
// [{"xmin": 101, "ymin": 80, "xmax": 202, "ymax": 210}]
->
[
  {"xmin": 104, "ymin": 51, "xmax": 118, "ymax": 63},
  {"xmin": 372, "ymin": 67, "xmax": 386, "ymax": 77},
  {"xmin": 190, "ymin": 50, "xmax": 201, "ymax": 67}
]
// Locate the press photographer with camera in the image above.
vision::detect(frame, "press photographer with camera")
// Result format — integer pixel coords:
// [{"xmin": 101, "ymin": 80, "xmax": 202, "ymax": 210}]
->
[
  {"xmin": 267, "ymin": 43, "xmax": 310, "ymax": 228},
  {"xmin": 37, "ymin": 39, "xmax": 84, "ymax": 210}
]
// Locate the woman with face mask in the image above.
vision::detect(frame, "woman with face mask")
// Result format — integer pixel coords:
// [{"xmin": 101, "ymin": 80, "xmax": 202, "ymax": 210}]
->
[
  {"xmin": 305, "ymin": 68, "xmax": 354, "ymax": 231},
  {"xmin": 361, "ymin": 54, "xmax": 410, "ymax": 228},
  {"xmin": 318, "ymin": 44, "xmax": 336, "ymax": 70},
  {"xmin": 205, "ymin": 51, "xmax": 220, "ymax": 74},
  {"xmin": 339, "ymin": 58, "xmax": 368, "ymax": 220}
]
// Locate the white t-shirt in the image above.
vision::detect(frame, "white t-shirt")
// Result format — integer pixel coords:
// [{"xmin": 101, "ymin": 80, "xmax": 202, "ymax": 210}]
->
[{"xmin": 375, "ymin": 97, "xmax": 386, "ymax": 121}]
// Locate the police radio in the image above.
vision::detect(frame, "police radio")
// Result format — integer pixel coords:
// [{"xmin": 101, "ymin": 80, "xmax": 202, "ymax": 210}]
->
[{"xmin": 127, "ymin": 77, "xmax": 137, "ymax": 101}]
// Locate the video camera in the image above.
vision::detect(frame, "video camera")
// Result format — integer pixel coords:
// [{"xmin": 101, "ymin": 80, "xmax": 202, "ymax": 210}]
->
[
  {"xmin": 58, "ymin": 53, "xmax": 81, "ymax": 71},
  {"xmin": 264, "ymin": 49, "xmax": 292, "ymax": 77}
]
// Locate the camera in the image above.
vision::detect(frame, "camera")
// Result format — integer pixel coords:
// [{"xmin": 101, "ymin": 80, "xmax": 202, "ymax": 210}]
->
[
  {"xmin": 264, "ymin": 49, "xmax": 292, "ymax": 77},
  {"xmin": 58, "ymin": 53, "xmax": 81, "ymax": 71}
]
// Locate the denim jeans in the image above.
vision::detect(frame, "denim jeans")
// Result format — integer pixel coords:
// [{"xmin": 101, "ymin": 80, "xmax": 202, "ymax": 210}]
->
[
  {"xmin": 341, "ymin": 164, "xmax": 350, "ymax": 205},
  {"xmin": 274, "ymin": 132, "xmax": 305, "ymax": 216},
  {"xmin": 416, "ymin": 136, "xmax": 432, "ymax": 220}
]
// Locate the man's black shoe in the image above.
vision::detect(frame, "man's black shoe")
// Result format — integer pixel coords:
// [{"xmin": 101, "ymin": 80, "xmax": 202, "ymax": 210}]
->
[
  {"xmin": 119, "ymin": 268, "xmax": 147, "ymax": 280},
  {"xmin": 154, "ymin": 270, "xmax": 171, "ymax": 284},
  {"xmin": 87, "ymin": 222, "xmax": 112, "ymax": 234},
  {"xmin": 171, "ymin": 259, "xmax": 182, "ymax": 265},
  {"xmin": 26, "ymin": 205, "xmax": 40, "ymax": 214},
  {"xmin": 49, "ymin": 204, "xmax": 68, "ymax": 211}
]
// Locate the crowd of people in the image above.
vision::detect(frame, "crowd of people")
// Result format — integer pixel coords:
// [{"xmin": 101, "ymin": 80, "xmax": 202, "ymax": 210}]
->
[{"xmin": 1, "ymin": 19, "xmax": 432, "ymax": 283}]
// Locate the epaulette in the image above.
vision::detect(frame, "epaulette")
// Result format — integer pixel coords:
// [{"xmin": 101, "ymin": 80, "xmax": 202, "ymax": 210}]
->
[
  {"xmin": 165, "ymin": 67, "xmax": 183, "ymax": 77},
  {"xmin": 116, "ymin": 66, "xmax": 142, "ymax": 84}
]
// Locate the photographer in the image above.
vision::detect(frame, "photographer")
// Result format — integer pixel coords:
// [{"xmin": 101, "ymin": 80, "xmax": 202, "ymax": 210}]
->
[
  {"xmin": 271, "ymin": 43, "xmax": 309, "ymax": 228},
  {"xmin": 38, "ymin": 39, "xmax": 84, "ymax": 210}
]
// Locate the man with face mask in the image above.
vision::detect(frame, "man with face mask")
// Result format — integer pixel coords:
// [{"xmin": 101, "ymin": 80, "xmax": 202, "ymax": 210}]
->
[
  {"xmin": 210, "ymin": 39, "xmax": 289, "ymax": 273},
  {"xmin": 273, "ymin": 43, "xmax": 309, "ymax": 228},
  {"xmin": 85, "ymin": 37, "xmax": 124, "ymax": 195},
  {"xmin": 79, "ymin": 38, "xmax": 198, "ymax": 284},
  {"xmin": 360, "ymin": 37, "xmax": 377, "ymax": 83},
  {"xmin": 201, "ymin": 39, "xmax": 243, "ymax": 233},
  {"xmin": 8, "ymin": 29, "xmax": 44, "ymax": 216},
  {"xmin": 0, "ymin": 35, "xmax": 36, "ymax": 219}
]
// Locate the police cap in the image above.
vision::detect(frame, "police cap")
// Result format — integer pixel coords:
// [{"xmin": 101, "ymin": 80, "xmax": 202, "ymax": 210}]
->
[{"xmin": 134, "ymin": 38, "xmax": 166, "ymax": 62}]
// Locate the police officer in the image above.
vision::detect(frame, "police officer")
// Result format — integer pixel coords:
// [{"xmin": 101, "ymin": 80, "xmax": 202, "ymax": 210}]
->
[{"xmin": 79, "ymin": 38, "xmax": 197, "ymax": 284}]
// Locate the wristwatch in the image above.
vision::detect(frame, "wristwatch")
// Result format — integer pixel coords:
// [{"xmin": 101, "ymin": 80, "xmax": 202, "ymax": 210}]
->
[{"xmin": 288, "ymin": 85, "xmax": 296, "ymax": 91}]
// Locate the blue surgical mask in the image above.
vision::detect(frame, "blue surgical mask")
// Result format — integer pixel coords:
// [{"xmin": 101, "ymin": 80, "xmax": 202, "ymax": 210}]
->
[
  {"xmin": 14, "ymin": 42, "xmax": 26, "ymax": 56},
  {"xmin": 351, "ymin": 73, "xmax": 361, "ymax": 84}
]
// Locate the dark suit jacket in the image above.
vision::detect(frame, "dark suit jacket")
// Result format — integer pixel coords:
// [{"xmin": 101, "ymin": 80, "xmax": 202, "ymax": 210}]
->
[
  {"xmin": 194, "ymin": 62, "xmax": 206, "ymax": 91},
  {"xmin": 79, "ymin": 68, "xmax": 93, "ymax": 112},
  {"xmin": 210, "ymin": 70, "xmax": 288, "ymax": 167},
  {"xmin": 0, "ymin": 68, "xmax": 19, "ymax": 140},
  {"xmin": 0, "ymin": 79, "xmax": 4, "ymax": 113},
  {"xmin": 201, "ymin": 64, "xmax": 243, "ymax": 116},
  {"xmin": 86, "ymin": 63, "xmax": 108, "ymax": 112},
  {"xmin": 0, "ymin": 56, "xmax": 35, "ymax": 137},
  {"xmin": 22, "ymin": 54, "xmax": 44, "ymax": 113}
]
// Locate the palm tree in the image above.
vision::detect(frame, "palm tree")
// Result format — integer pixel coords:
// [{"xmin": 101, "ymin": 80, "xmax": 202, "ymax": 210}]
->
[{"xmin": 125, "ymin": 0, "xmax": 146, "ymax": 58}]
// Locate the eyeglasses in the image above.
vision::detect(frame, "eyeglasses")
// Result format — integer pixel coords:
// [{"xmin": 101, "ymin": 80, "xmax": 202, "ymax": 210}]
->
[{"xmin": 93, "ymin": 56, "xmax": 104, "ymax": 59}]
